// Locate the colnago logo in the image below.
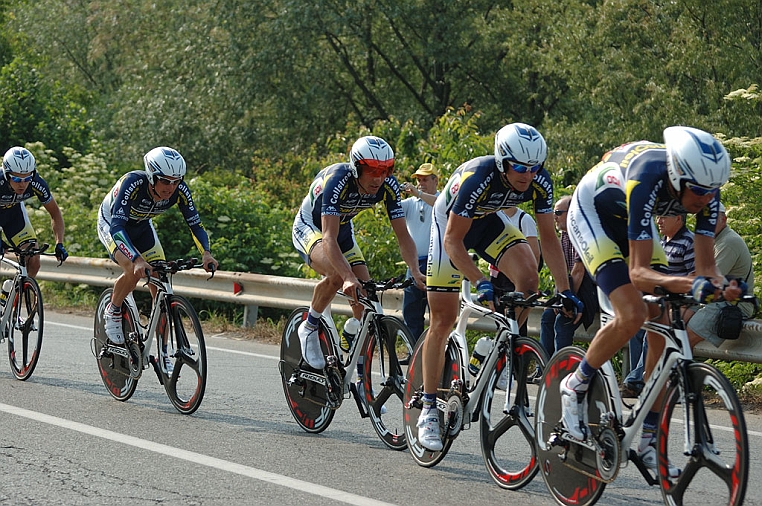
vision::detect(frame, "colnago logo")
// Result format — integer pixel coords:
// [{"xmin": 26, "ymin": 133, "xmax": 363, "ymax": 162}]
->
[
  {"xmin": 300, "ymin": 371, "xmax": 328, "ymax": 385},
  {"xmin": 640, "ymin": 179, "xmax": 663, "ymax": 227}
]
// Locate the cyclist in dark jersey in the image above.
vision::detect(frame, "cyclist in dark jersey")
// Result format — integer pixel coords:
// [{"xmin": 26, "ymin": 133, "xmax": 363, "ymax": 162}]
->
[
  {"xmin": 292, "ymin": 135, "xmax": 425, "ymax": 370},
  {"xmin": 97, "ymin": 147, "xmax": 218, "ymax": 372},
  {"xmin": 0, "ymin": 147, "xmax": 68, "ymax": 275},
  {"xmin": 561, "ymin": 126, "xmax": 742, "ymax": 475},
  {"xmin": 416, "ymin": 123, "xmax": 583, "ymax": 451}
]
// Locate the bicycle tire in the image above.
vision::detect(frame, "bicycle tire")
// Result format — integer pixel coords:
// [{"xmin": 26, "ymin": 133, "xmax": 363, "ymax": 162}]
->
[
  {"xmin": 480, "ymin": 336, "xmax": 548, "ymax": 490},
  {"xmin": 92, "ymin": 289, "xmax": 138, "ymax": 402},
  {"xmin": 361, "ymin": 315, "xmax": 414, "ymax": 450},
  {"xmin": 7, "ymin": 277, "xmax": 44, "ymax": 381},
  {"xmin": 403, "ymin": 329, "xmax": 461, "ymax": 467},
  {"xmin": 278, "ymin": 307, "xmax": 336, "ymax": 434},
  {"xmin": 162, "ymin": 295, "xmax": 207, "ymax": 415},
  {"xmin": 535, "ymin": 346, "xmax": 608, "ymax": 506},
  {"xmin": 658, "ymin": 362, "xmax": 748, "ymax": 506}
]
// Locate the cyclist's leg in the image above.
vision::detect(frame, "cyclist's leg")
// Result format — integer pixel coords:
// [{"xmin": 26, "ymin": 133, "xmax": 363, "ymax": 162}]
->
[{"xmin": 5, "ymin": 205, "xmax": 42, "ymax": 277}]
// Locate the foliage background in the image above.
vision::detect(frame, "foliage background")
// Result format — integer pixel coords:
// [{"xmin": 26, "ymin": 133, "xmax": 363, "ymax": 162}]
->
[{"xmin": 1, "ymin": 1, "xmax": 761, "ymax": 338}]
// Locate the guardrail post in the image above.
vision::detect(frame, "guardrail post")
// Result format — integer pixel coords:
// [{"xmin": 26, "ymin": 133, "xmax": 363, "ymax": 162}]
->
[{"xmin": 243, "ymin": 304, "xmax": 258, "ymax": 328}]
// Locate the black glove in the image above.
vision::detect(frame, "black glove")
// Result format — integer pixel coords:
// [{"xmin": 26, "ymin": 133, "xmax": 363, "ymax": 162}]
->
[{"xmin": 55, "ymin": 243, "xmax": 68, "ymax": 262}]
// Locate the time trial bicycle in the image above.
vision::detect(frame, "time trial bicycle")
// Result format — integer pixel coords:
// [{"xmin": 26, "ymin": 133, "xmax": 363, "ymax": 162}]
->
[
  {"xmin": 279, "ymin": 277, "xmax": 415, "ymax": 450},
  {"xmin": 534, "ymin": 289, "xmax": 753, "ymax": 506},
  {"xmin": 403, "ymin": 278, "xmax": 556, "ymax": 490},
  {"xmin": 0, "ymin": 243, "xmax": 59, "ymax": 380},
  {"xmin": 91, "ymin": 258, "xmax": 212, "ymax": 414}
]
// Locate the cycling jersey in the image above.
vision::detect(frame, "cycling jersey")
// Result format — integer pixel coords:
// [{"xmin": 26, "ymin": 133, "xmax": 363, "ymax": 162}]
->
[
  {"xmin": 568, "ymin": 141, "xmax": 719, "ymax": 295},
  {"xmin": 98, "ymin": 171, "xmax": 210, "ymax": 262},
  {"xmin": 292, "ymin": 163, "xmax": 405, "ymax": 265},
  {"xmin": 427, "ymin": 155, "xmax": 554, "ymax": 291},
  {"xmin": 0, "ymin": 173, "xmax": 54, "ymax": 246}
]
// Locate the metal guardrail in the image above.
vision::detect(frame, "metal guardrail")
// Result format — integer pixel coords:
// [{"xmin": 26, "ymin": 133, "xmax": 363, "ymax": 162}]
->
[{"xmin": 18, "ymin": 256, "xmax": 762, "ymax": 364}]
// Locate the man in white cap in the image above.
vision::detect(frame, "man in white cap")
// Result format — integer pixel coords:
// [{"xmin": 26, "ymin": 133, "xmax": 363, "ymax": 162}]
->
[{"xmin": 400, "ymin": 163, "xmax": 440, "ymax": 343}]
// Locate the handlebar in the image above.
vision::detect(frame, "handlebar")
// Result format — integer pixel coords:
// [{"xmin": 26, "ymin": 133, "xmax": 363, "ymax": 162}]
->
[
  {"xmin": 146, "ymin": 257, "xmax": 216, "ymax": 279},
  {"xmin": 643, "ymin": 291, "xmax": 757, "ymax": 307},
  {"xmin": 4, "ymin": 243, "xmax": 51, "ymax": 257}
]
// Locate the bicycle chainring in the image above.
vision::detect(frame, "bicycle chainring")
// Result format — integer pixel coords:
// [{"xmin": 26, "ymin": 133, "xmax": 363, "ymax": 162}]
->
[{"xmin": 444, "ymin": 391, "xmax": 464, "ymax": 437}]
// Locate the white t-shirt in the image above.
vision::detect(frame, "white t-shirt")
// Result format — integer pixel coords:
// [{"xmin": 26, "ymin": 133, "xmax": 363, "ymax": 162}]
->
[{"xmin": 401, "ymin": 193, "xmax": 440, "ymax": 257}]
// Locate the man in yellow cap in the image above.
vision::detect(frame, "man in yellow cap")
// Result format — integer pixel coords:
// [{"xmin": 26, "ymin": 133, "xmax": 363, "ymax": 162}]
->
[{"xmin": 400, "ymin": 163, "xmax": 440, "ymax": 343}]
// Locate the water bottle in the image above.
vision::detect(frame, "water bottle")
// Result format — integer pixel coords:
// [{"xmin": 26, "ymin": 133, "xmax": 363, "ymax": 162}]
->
[
  {"xmin": 468, "ymin": 336, "xmax": 493, "ymax": 376},
  {"xmin": 340, "ymin": 317, "xmax": 361, "ymax": 352},
  {"xmin": 0, "ymin": 279, "xmax": 11, "ymax": 308}
]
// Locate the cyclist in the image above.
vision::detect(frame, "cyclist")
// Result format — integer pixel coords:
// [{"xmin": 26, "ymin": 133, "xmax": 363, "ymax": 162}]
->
[
  {"xmin": 561, "ymin": 126, "xmax": 742, "ymax": 475},
  {"xmin": 97, "ymin": 147, "xmax": 218, "ymax": 373},
  {"xmin": 417, "ymin": 123, "xmax": 583, "ymax": 451},
  {"xmin": 292, "ymin": 135, "xmax": 426, "ymax": 373},
  {"xmin": 1, "ymin": 147, "xmax": 68, "ymax": 274}
]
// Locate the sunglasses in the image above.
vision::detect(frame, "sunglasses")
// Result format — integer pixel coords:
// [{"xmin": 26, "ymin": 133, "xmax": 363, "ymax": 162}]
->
[
  {"xmin": 156, "ymin": 176, "xmax": 182, "ymax": 186},
  {"xmin": 684, "ymin": 181, "xmax": 717, "ymax": 197},
  {"xmin": 507, "ymin": 160, "xmax": 543, "ymax": 174},
  {"xmin": 9, "ymin": 174, "xmax": 34, "ymax": 183},
  {"xmin": 358, "ymin": 159, "xmax": 394, "ymax": 178},
  {"xmin": 553, "ymin": 209, "xmax": 568, "ymax": 216}
]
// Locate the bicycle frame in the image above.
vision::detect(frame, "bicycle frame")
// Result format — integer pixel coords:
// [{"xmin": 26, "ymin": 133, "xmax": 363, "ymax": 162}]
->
[
  {"xmin": 0, "ymin": 255, "xmax": 28, "ymax": 332},
  {"xmin": 121, "ymin": 274, "xmax": 174, "ymax": 370},
  {"xmin": 445, "ymin": 279, "xmax": 526, "ymax": 425},
  {"xmin": 595, "ymin": 291, "xmax": 697, "ymax": 463}
]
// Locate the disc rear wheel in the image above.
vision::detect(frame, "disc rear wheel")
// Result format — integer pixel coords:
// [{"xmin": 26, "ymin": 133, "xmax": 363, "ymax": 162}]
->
[
  {"xmin": 279, "ymin": 308, "xmax": 337, "ymax": 433},
  {"xmin": 92, "ymin": 289, "xmax": 138, "ymax": 402}
]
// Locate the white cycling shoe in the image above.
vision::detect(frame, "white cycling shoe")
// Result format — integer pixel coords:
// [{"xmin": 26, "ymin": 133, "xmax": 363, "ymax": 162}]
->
[
  {"xmin": 416, "ymin": 409, "xmax": 443, "ymax": 451},
  {"xmin": 560, "ymin": 374, "xmax": 589, "ymax": 441},
  {"xmin": 298, "ymin": 321, "xmax": 325, "ymax": 369}
]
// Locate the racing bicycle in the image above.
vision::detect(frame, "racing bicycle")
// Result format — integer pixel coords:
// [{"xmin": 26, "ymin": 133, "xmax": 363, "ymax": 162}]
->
[
  {"xmin": 91, "ymin": 258, "xmax": 211, "ymax": 414},
  {"xmin": 279, "ymin": 277, "xmax": 415, "ymax": 450},
  {"xmin": 403, "ymin": 278, "xmax": 555, "ymax": 490},
  {"xmin": 0, "ymin": 243, "xmax": 58, "ymax": 380},
  {"xmin": 534, "ymin": 289, "xmax": 753, "ymax": 506}
]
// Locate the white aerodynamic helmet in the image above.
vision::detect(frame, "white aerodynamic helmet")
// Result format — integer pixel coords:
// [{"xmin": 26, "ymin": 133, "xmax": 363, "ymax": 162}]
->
[
  {"xmin": 494, "ymin": 123, "xmax": 547, "ymax": 173},
  {"xmin": 144, "ymin": 147, "xmax": 187, "ymax": 185},
  {"xmin": 664, "ymin": 126, "xmax": 730, "ymax": 193},
  {"xmin": 3, "ymin": 147, "xmax": 36, "ymax": 177},
  {"xmin": 348, "ymin": 136, "xmax": 394, "ymax": 178}
]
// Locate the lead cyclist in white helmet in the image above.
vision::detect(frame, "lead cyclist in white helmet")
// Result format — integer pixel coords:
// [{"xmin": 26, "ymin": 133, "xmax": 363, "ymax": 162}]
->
[
  {"xmin": 97, "ymin": 147, "xmax": 218, "ymax": 373},
  {"xmin": 560, "ymin": 126, "xmax": 741, "ymax": 476},
  {"xmin": 1, "ymin": 147, "xmax": 68, "ymax": 275}
]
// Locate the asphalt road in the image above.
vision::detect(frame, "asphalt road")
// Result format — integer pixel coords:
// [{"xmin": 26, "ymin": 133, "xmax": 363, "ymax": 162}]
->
[{"xmin": 1, "ymin": 310, "xmax": 761, "ymax": 505}]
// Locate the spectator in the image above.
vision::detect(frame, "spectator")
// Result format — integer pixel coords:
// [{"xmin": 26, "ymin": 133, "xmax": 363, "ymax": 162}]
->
[
  {"xmin": 537, "ymin": 196, "xmax": 598, "ymax": 378},
  {"xmin": 399, "ymin": 163, "xmax": 440, "ymax": 344},
  {"xmin": 621, "ymin": 212, "xmax": 695, "ymax": 397},
  {"xmin": 685, "ymin": 202, "xmax": 755, "ymax": 347}
]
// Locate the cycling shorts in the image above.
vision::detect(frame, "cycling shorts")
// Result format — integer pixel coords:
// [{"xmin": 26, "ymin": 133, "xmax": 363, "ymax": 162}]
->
[
  {"xmin": 292, "ymin": 216, "xmax": 365, "ymax": 267},
  {"xmin": 97, "ymin": 216, "xmax": 166, "ymax": 263},
  {"xmin": 568, "ymin": 162, "xmax": 667, "ymax": 296},
  {"xmin": 427, "ymin": 211, "xmax": 526, "ymax": 292},
  {"xmin": 0, "ymin": 203, "xmax": 37, "ymax": 248}
]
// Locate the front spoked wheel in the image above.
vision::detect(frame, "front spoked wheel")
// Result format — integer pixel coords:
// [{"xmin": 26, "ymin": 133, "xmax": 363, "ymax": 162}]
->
[
  {"xmin": 403, "ymin": 330, "xmax": 462, "ymax": 467},
  {"xmin": 7, "ymin": 277, "xmax": 44, "ymax": 380},
  {"xmin": 658, "ymin": 362, "xmax": 748, "ymax": 506},
  {"xmin": 278, "ymin": 308, "xmax": 336, "ymax": 434},
  {"xmin": 480, "ymin": 336, "xmax": 548, "ymax": 490},
  {"xmin": 361, "ymin": 315, "xmax": 414, "ymax": 450},
  {"xmin": 92, "ymin": 289, "xmax": 139, "ymax": 401},
  {"xmin": 535, "ymin": 346, "xmax": 608, "ymax": 506},
  {"xmin": 162, "ymin": 295, "xmax": 207, "ymax": 414}
]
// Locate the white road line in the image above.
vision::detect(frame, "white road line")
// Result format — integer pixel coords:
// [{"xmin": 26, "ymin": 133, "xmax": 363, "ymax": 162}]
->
[{"xmin": 0, "ymin": 402, "xmax": 395, "ymax": 506}]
